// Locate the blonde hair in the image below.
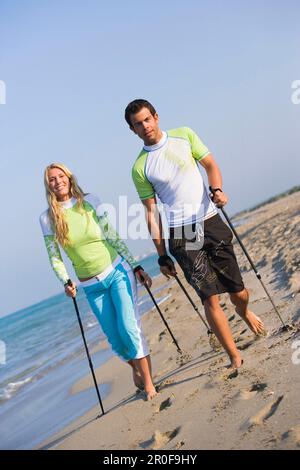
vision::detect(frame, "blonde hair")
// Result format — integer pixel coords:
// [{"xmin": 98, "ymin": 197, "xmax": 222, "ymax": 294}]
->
[{"xmin": 44, "ymin": 163, "xmax": 85, "ymax": 246}]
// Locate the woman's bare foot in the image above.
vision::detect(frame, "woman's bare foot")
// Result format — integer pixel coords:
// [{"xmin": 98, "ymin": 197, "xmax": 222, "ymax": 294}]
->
[
  {"xmin": 238, "ymin": 309, "xmax": 267, "ymax": 336},
  {"xmin": 132, "ymin": 367, "xmax": 144, "ymax": 390},
  {"xmin": 130, "ymin": 355, "xmax": 156, "ymax": 400},
  {"xmin": 145, "ymin": 385, "xmax": 158, "ymax": 401}
]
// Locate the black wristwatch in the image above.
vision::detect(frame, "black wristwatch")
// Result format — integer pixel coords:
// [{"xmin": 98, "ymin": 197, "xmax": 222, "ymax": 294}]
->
[
  {"xmin": 209, "ymin": 186, "xmax": 223, "ymax": 194},
  {"xmin": 133, "ymin": 265, "xmax": 144, "ymax": 274},
  {"xmin": 158, "ymin": 254, "xmax": 174, "ymax": 267}
]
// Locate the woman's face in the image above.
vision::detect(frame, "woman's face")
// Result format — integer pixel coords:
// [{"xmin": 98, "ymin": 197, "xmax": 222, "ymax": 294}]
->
[{"xmin": 48, "ymin": 167, "xmax": 71, "ymax": 201}]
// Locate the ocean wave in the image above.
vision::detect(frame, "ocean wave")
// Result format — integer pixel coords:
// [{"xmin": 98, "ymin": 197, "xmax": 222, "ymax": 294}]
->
[
  {"xmin": 136, "ymin": 250, "xmax": 156, "ymax": 261},
  {"xmin": 86, "ymin": 321, "xmax": 98, "ymax": 329},
  {"xmin": 0, "ymin": 377, "xmax": 33, "ymax": 402}
]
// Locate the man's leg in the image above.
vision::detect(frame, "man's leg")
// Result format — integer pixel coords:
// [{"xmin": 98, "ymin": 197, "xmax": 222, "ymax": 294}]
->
[
  {"xmin": 229, "ymin": 288, "xmax": 266, "ymax": 335},
  {"xmin": 169, "ymin": 220, "xmax": 243, "ymax": 368},
  {"xmin": 204, "ymin": 294, "xmax": 243, "ymax": 368}
]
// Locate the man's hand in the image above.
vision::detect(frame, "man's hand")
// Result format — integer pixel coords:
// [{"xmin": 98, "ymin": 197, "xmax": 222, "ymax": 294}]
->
[
  {"xmin": 135, "ymin": 269, "xmax": 152, "ymax": 288},
  {"xmin": 160, "ymin": 263, "xmax": 177, "ymax": 279},
  {"xmin": 158, "ymin": 255, "xmax": 177, "ymax": 279},
  {"xmin": 210, "ymin": 189, "xmax": 228, "ymax": 208},
  {"xmin": 65, "ymin": 281, "xmax": 77, "ymax": 298}
]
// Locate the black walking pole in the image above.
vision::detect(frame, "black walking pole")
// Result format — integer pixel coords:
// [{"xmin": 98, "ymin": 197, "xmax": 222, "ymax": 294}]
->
[
  {"xmin": 142, "ymin": 281, "xmax": 182, "ymax": 354},
  {"xmin": 219, "ymin": 208, "xmax": 289, "ymax": 330},
  {"xmin": 174, "ymin": 275, "xmax": 213, "ymax": 335},
  {"xmin": 174, "ymin": 275, "xmax": 221, "ymax": 351},
  {"xmin": 67, "ymin": 280, "xmax": 105, "ymax": 416}
]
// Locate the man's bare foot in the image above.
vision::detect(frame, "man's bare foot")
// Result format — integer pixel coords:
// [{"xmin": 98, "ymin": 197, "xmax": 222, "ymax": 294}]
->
[
  {"xmin": 238, "ymin": 310, "xmax": 267, "ymax": 336},
  {"xmin": 145, "ymin": 386, "xmax": 158, "ymax": 401},
  {"xmin": 229, "ymin": 355, "xmax": 243, "ymax": 369}
]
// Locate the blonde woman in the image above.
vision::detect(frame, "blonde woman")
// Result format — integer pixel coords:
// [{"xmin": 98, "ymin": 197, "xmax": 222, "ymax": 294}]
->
[{"xmin": 39, "ymin": 163, "xmax": 157, "ymax": 401}]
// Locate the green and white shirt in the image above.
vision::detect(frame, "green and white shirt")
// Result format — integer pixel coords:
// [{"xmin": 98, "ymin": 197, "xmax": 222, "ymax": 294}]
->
[
  {"xmin": 40, "ymin": 194, "xmax": 138, "ymax": 284},
  {"xmin": 132, "ymin": 127, "xmax": 217, "ymax": 227}
]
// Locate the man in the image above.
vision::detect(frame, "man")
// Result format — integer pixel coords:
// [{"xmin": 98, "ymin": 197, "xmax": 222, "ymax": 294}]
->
[{"xmin": 125, "ymin": 99, "xmax": 266, "ymax": 369}]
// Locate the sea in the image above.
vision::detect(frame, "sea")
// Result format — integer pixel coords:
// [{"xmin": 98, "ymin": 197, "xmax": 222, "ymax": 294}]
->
[{"xmin": 0, "ymin": 253, "xmax": 169, "ymax": 450}]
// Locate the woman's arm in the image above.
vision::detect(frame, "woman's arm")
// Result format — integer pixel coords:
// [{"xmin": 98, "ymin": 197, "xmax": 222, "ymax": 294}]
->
[
  {"xmin": 43, "ymin": 235, "xmax": 70, "ymax": 285},
  {"xmin": 40, "ymin": 211, "xmax": 70, "ymax": 285},
  {"xmin": 85, "ymin": 193, "xmax": 139, "ymax": 270},
  {"xmin": 98, "ymin": 212, "xmax": 139, "ymax": 270}
]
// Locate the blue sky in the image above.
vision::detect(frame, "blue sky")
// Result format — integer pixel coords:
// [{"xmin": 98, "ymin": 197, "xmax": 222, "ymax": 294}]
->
[{"xmin": 0, "ymin": 0, "xmax": 299, "ymax": 316}]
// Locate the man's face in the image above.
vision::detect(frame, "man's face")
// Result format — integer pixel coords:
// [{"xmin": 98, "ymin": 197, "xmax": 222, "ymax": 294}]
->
[{"xmin": 129, "ymin": 107, "xmax": 161, "ymax": 145}]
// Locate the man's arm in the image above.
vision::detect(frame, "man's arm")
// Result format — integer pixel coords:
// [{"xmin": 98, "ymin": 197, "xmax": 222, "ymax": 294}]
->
[
  {"xmin": 199, "ymin": 153, "xmax": 228, "ymax": 207},
  {"xmin": 142, "ymin": 196, "xmax": 177, "ymax": 277},
  {"xmin": 142, "ymin": 196, "xmax": 167, "ymax": 256}
]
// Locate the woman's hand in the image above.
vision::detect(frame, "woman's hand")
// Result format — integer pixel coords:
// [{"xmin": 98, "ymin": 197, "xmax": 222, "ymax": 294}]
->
[
  {"xmin": 64, "ymin": 281, "xmax": 77, "ymax": 298},
  {"xmin": 135, "ymin": 269, "xmax": 152, "ymax": 288}
]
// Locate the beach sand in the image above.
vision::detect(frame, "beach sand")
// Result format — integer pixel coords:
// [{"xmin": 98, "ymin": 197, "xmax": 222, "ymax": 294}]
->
[{"xmin": 41, "ymin": 192, "xmax": 300, "ymax": 450}]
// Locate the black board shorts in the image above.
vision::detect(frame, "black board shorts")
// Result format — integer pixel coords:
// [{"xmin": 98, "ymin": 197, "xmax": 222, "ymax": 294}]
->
[{"xmin": 169, "ymin": 214, "xmax": 244, "ymax": 303}]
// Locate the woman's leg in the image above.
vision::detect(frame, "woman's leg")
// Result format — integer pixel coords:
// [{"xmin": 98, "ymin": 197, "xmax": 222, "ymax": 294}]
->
[
  {"xmin": 84, "ymin": 283, "xmax": 129, "ymax": 360},
  {"xmin": 131, "ymin": 356, "xmax": 157, "ymax": 401},
  {"xmin": 128, "ymin": 355, "xmax": 153, "ymax": 390},
  {"xmin": 110, "ymin": 264, "xmax": 157, "ymax": 399}
]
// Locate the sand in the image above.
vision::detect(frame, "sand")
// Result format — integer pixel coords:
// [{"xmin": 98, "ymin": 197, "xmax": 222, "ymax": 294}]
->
[{"xmin": 41, "ymin": 191, "xmax": 300, "ymax": 450}]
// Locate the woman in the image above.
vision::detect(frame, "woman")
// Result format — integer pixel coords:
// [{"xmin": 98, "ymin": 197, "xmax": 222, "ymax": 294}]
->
[{"xmin": 40, "ymin": 163, "xmax": 157, "ymax": 401}]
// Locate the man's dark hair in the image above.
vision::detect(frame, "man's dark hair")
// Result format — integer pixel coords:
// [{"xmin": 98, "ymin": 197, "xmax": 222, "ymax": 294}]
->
[{"xmin": 125, "ymin": 99, "xmax": 157, "ymax": 126}]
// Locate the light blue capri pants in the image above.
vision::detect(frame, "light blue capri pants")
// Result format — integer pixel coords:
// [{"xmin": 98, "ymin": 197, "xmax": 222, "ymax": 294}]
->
[{"xmin": 82, "ymin": 260, "xmax": 149, "ymax": 361}]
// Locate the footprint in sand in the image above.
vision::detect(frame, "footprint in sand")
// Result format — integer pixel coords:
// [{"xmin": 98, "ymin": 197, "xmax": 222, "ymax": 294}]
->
[
  {"xmin": 205, "ymin": 369, "xmax": 231, "ymax": 387},
  {"xmin": 154, "ymin": 396, "xmax": 174, "ymax": 413},
  {"xmin": 176, "ymin": 352, "xmax": 192, "ymax": 367},
  {"xmin": 148, "ymin": 428, "xmax": 181, "ymax": 450},
  {"xmin": 282, "ymin": 425, "xmax": 300, "ymax": 447},
  {"xmin": 175, "ymin": 440, "xmax": 185, "ymax": 449},
  {"xmin": 235, "ymin": 337, "xmax": 244, "ymax": 344},
  {"xmin": 247, "ymin": 395, "xmax": 284, "ymax": 428},
  {"xmin": 156, "ymin": 378, "xmax": 175, "ymax": 392},
  {"xmin": 209, "ymin": 334, "xmax": 222, "ymax": 352},
  {"xmin": 236, "ymin": 383, "xmax": 268, "ymax": 400},
  {"xmin": 158, "ymin": 330, "xmax": 167, "ymax": 341},
  {"xmin": 226, "ymin": 369, "xmax": 239, "ymax": 380},
  {"xmin": 238, "ymin": 339, "xmax": 256, "ymax": 351},
  {"xmin": 219, "ymin": 362, "xmax": 246, "ymax": 381},
  {"xmin": 187, "ymin": 388, "xmax": 199, "ymax": 401}
]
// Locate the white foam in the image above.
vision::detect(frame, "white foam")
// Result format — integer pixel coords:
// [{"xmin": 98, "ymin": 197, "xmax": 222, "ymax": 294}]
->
[
  {"xmin": 0, "ymin": 377, "xmax": 33, "ymax": 402},
  {"xmin": 86, "ymin": 321, "xmax": 98, "ymax": 328}
]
